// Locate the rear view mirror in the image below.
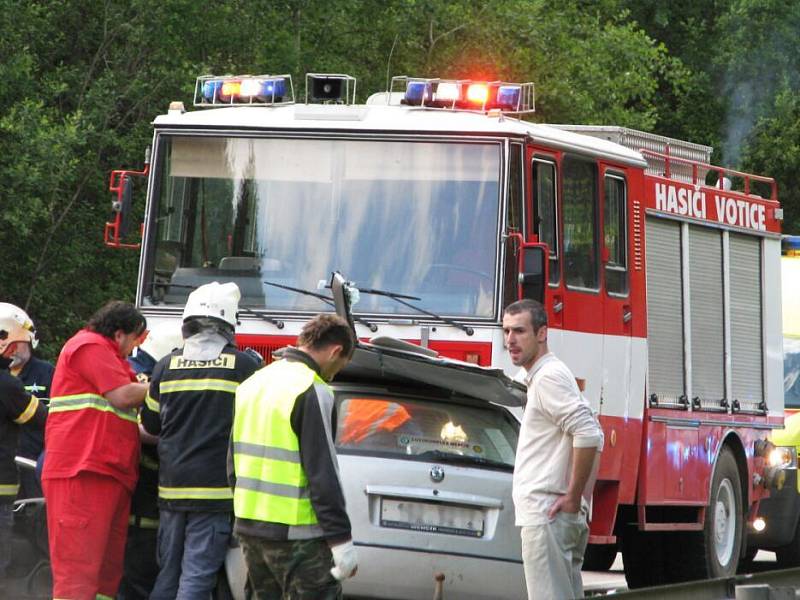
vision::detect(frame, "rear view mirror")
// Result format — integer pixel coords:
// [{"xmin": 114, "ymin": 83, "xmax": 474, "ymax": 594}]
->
[
  {"xmin": 518, "ymin": 244, "xmax": 548, "ymax": 303},
  {"xmin": 104, "ymin": 151, "xmax": 150, "ymax": 250},
  {"xmin": 117, "ymin": 176, "xmax": 134, "ymax": 237}
]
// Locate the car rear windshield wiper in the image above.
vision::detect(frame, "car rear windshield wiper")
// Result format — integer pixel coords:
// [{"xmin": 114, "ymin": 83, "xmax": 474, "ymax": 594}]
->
[
  {"xmin": 263, "ymin": 280, "xmax": 378, "ymax": 332},
  {"xmin": 356, "ymin": 286, "xmax": 475, "ymax": 336},
  {"xmin": 148, "ymin": 280, "xmax": 285, "ymax": 329},
  {"xmin": 416, "ymin": 449, "xmax": 512, "ymax": 471}
]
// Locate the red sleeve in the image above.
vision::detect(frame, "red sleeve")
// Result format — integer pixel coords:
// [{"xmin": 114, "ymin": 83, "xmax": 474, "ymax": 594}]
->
[{"xmin": 70, "ymin": 343, "xmax": 136, "ymax": 396}]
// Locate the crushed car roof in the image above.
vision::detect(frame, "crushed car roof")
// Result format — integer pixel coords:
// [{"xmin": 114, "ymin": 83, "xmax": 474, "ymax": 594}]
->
[{"xmin": 339, "ymin": 336, "xmax": 526, "ymax": 407}]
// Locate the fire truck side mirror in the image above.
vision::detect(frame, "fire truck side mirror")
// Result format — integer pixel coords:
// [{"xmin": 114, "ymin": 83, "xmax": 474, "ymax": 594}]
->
[
  {"xmin": 518, "ymin": 244, "xmax": 547, "ymax": 304},
  {"xmin": 105, "ymin": 160, "xmax": 149, "ymax": 249},
  {"xmin": 117, "ymin": 176, "xmax": 134, "ymax": 237}
]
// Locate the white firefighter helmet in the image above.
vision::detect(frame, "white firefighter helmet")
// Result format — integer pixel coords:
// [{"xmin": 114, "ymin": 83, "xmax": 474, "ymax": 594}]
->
[
  {"xmin": 182, "ymin": 282, "xmax": 240, "ymax": 328},
  {"xmin": 0, "ymin": 303, "xmax": 39, "ymax": 354},
  {"xmin": 139, "ymin": 321, "xmax": 184, "ymax": 362}
]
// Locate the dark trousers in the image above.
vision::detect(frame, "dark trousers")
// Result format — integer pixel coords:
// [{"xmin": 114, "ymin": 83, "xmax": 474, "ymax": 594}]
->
[
  {"xmin": 149, "ymin": 509, "xmax": 232, "ymax": 600},
  {"xmin": 117, "ymin": 525, "xmax": 158, "ymax": 600},
  {"xmin": 237, "ymin": 534, "xmax": 341, "ymax": 600},
  {"xmin": 0, "ymin": 502, "xmax": 12, "ymax": 578}
]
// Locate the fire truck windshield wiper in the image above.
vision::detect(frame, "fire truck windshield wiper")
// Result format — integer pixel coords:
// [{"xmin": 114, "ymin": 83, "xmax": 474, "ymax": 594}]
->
[
  {"xmin": 263, "ymin": 280, "xmax": 378, "ymax": 332},
  {"xmin": 149, "ymin": 281, "xmax": 284, "ymax": 329},
  {"xmin": 356, "ymin": 286, "xmax": 475, "ymax": 336}
]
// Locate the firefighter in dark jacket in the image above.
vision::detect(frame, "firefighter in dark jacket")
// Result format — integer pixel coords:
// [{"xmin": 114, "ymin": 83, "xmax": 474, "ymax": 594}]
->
[
  {"xmin": 141, "ymin": 282, "xmax": 259, "ymax": 599},
  {"xmin": 118, "ymin": 322, "xmax": 184, "ymax": 600},
  {"xmin": 0, "ymin": 303, "xmax": 53, "ymax": 500},
  {"xmin": 0, "ymin": 305, "xmax": 48, "ymax": 588},
  {"xmin": 229, "ymin": 314, "xmax": 357, "ymax": 599}
]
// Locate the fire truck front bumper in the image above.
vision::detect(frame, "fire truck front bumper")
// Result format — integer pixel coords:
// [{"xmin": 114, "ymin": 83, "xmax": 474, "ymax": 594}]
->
[{"xmin": 750, "ymin": 468, "xmax": 800, "ymax": 549}]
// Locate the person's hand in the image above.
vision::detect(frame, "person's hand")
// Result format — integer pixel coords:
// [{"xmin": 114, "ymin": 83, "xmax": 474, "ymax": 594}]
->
[
  {"xmin": 547, "ymin": 494, "xmax": 581, "ymax": 520},
  {"xmin": 330, "ymin": 540, "xmax": 358, "ymax": 580}
]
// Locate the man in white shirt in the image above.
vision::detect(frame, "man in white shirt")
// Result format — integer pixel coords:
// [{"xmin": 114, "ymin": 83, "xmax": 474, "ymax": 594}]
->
[{"xmin": 502, "ymin": 299, "xmax": 603, "ymax": 600}]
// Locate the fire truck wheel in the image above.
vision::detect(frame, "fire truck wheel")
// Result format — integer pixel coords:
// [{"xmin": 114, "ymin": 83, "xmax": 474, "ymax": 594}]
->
[
  {"xmin": 670, "ymin": 448, "xmax": 744, "ymax": 581},
  {"xmin": 738, "ymin": 546, "xmax": 758, "ymax": 573},
  {"xmin": 621, "ymin": 527, "xmax": 667, "ymax": 588},
  {"xmin": 581, "ymin": 543, "xmax": 618, "ymax": 571},
  {"xmin": 704, "ymin": 448, "xmax": 744, "ymax": 576}
]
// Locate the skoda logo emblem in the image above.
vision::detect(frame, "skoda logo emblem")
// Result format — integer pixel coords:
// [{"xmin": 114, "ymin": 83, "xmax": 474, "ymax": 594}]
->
[{"xmin": 430, "ymin": 465, "xmax": 445, "ymax": 483}]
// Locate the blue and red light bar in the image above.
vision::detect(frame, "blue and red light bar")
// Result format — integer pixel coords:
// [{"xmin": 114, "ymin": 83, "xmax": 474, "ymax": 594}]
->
[
  {"xmin": 392, "ymin": 77, "xmax": 535, "ymax": 114},
  {"xmin": 194, "ymin": 74, "xmax": 294, "ymax": 107}
]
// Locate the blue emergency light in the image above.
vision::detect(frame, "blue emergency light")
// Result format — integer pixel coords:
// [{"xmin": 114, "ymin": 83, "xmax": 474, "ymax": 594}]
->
[
  {"xmin": 403, "ymin": 81, "xmax": 431, "ymax": 106},
  {"xmin": 783, "ymin": 235, "xmax": 800, "ymax": 256},
  {"xmin": 494, "ymin": 85, "xmax": 522, "ymax": 110}
]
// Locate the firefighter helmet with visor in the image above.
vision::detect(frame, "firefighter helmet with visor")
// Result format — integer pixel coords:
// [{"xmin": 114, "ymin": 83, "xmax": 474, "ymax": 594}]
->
[
  {"xmin": 182, "ymin": 282, "xmax": 240, "ymax": 328},
  {"xmin": 0, "ymin": 303, "xmax": 39, "ymax": 354}
]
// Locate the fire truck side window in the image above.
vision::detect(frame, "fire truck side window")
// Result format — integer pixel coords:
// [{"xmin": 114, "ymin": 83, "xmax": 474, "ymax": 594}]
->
[
  {"xmin": 533, "ymin": 158, "xmax": 559, "ymax": 285},
  {"xmin": 503, "ymin": 143, "xmax": 524, "ymax": 308},
  {"xmin": 604, "ymin": 174, "xmax": 628, "ymax": 295},
  {"xmin": 562, "ymin": 156, "xmax": 598, "ymax": 290}
]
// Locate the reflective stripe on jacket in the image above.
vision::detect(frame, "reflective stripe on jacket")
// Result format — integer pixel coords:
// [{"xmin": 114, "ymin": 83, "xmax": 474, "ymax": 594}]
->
[
  {"xmin": 49, "ymin": 393, "xmax": 136, "ymax": 423},
  {"xmin": 140, "ymin": 346, "xmax": 259, "ymax": 510},
  {"xmin": 233, "ymin": 359, "xmax": 323, "ymax": 526}
]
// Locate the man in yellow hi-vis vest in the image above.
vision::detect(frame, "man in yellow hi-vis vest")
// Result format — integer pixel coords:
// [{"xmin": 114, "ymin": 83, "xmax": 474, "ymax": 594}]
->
[{"xmin": 230, "ymin": 314, "xmax": 357, "ymax": 599}]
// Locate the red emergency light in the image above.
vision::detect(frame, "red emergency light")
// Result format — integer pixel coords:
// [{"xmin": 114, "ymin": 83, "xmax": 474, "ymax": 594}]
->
[{"xmin": 393, "ymin": 76, "xmax": 535, "ymax": 113}]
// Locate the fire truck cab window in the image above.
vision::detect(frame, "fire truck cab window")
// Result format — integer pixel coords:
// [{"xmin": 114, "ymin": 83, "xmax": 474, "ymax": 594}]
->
[
  {"xmin": 562, "ymin": 156, "xmax": 598, "ymax": 290},
  {"xmin": 533, "ymin": 159, "xmax": 559, "ymax": 285},
  {"xmin": 145, "ymin": 135, "xmax": 502, "ymax": 319},
  {"xmin": 604, "ymin": 174, "xmax": 628, "ymax": 295},
  {"xmin": 503, "ymin": 143, "xmax": 524, "ymax": 308}
]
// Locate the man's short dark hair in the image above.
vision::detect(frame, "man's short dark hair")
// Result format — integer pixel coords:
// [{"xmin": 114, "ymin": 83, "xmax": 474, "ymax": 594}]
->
[
  {"xmin": 87, "ymin": 301, "xmax": 147, "ymax": 339},
  {"xmin": 504, "ymin": 299, "xmax": 547, "ymax": 332},
  {"xmin": 297, "ymin": 314, "xmax": 356, "ymax": 357}
]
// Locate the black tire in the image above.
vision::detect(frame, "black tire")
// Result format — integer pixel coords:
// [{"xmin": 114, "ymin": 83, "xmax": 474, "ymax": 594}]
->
[
  {"xmin": 582, "ymin": 543, "xmax": 618, "ymax": 571},
  {"xmin": 738, "ymin": 546, "xmax": 758, "ymax": 573},
  {"xmin": 621, "ymin": 526, "xmax": 667, "ymax": 588},
  {"xmin": 668, "ymin": 448, "xmax": 744, "ymax": 581}
]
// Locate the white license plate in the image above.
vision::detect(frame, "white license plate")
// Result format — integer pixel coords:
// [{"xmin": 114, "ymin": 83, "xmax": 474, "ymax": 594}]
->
[{"xmin": 380, "ymin": 498, "xmax": 484, "ymax": 537}]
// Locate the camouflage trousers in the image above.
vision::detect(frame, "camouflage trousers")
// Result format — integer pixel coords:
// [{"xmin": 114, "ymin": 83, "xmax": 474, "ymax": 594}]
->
[{"xmin": 237, "ymin": 534, "xmax": 342, "ymax": 600}]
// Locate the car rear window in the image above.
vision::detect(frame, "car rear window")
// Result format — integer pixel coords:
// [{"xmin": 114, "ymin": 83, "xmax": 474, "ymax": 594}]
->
[{"xmin": 335, "ymin": 394, "xmax": 518, "ymax": 468}]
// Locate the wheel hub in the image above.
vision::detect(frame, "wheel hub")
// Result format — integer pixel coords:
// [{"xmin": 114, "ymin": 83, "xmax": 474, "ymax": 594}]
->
[{"xmin": 713, "ymin": 479, "xmax": 736, "ymax": 565}]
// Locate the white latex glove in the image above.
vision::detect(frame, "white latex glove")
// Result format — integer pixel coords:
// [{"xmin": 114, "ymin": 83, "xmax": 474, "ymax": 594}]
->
[{"xmin": 330, "ymin": 540, "xmax": 358, "ymax": 580}]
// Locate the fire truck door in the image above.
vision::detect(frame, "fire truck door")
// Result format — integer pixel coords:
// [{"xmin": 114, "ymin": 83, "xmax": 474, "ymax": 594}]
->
[
  {"xmin": 599, "ymin": 170, "xmax": 633, "ymax": 423},
  {"xmin": 554, "ymin": 155, "xmax": 605, "ymax": 415}
]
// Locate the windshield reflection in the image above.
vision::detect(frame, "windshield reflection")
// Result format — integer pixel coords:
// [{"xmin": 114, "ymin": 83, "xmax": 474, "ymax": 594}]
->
[
  {"xmin": 144, "ymin": 136, "xmax": 502, "ymax": 318},
  {"xmin": 786, "ymin": 337, "xmax": 800, "ymax": 409}
]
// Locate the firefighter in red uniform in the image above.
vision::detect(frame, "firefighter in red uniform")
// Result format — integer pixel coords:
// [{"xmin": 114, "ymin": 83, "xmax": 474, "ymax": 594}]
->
[
  {"xmin": 0, "ymin": 305, "xmax": 48, "ymax": 593},
  {"xmin": 42, "ymin": 301, "xmax": 148, "ymax": 600}
]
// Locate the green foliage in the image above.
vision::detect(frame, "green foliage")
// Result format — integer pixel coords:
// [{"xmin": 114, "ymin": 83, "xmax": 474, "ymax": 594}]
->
[
  {"xmin": 0, "ymin": 0, "xmax": 797, "ymax": 359},
  {"xmin": 741, "ymin": 88, "xmax": 800, "ymax": 234}
]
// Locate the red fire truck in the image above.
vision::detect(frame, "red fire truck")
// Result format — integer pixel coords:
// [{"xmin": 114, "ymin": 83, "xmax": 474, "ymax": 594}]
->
[{"xmin": 106, "ymin": 73, "xmax": 785, "ymax": 587}]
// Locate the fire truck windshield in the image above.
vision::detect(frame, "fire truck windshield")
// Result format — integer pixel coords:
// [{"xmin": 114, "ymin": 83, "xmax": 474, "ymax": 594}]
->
[{"xmin": 142, "ymin": 135, "xmax": 502, "ymax": 319}]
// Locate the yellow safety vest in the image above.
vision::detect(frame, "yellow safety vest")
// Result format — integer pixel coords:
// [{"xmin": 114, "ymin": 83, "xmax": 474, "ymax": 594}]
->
[{"xmin": 232, "ymin": 359, "xmax": 329, "ymax": 526}]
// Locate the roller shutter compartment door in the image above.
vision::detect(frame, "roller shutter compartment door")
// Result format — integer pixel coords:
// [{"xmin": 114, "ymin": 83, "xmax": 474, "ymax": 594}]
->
[
  {"xmin": 729, "ymin": 233, "xmax": 763, "ymax": 410},
  {"xmin": 646, "ymin": 218, "xmax": 685, "ymax": 404},
  {"xmin": 688, "ymin": 226, "xmax": 725, "ymax": 409}
]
